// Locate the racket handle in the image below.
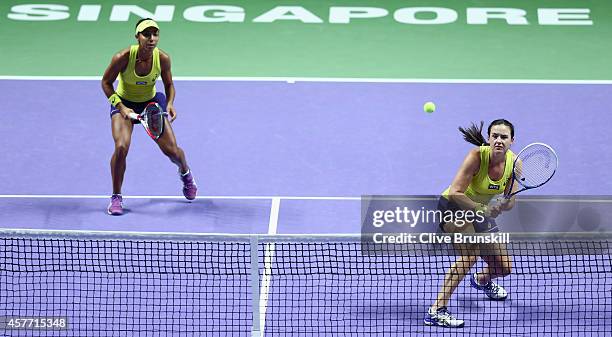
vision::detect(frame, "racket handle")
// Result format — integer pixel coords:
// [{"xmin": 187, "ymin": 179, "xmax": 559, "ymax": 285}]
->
[{"xmin": 128, "ymin": 112, "xmax": 139, "ymax": 120}]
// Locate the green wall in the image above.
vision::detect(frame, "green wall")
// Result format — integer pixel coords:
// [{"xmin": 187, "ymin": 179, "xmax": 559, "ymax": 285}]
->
[{"xmin": 1, "ymin": 1, "xmax": 610, "ymax": 79}]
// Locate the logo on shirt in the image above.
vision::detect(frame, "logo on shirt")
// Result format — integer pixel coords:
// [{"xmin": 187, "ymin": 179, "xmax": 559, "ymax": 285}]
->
[
  {"xmin": 136, "ymin": 81, "xmax": 147, "ymax": 85},
  {"xmin": 488, "ymin": 184, "xmax": 501, "ymax": 190}
]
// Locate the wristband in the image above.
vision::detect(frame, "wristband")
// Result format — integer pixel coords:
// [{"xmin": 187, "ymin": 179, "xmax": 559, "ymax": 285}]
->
[{"xmin": 108, "ymin": 93, "xmax": 122, "ymax": 107}]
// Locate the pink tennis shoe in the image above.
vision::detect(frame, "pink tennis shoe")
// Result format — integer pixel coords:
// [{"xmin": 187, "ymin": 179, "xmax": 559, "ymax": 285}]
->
[
  {"xmin": 180, "ymin": 170, "xmax": 197, "ymax": 200},
  {"xmin": 107, "ymin": 194, "xmax": 123, "ymax": 215}
]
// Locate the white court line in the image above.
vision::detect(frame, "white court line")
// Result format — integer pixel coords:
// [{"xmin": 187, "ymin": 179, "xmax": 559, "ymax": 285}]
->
[
  {"xmin": 1, "ymin": 75, "xmax": 611, "ymax": 85},
  {"xmin": 260, "ymin": 198, "xmax": 280, "ymax": 336},
  {"xmin": 0, "ymin": 227, "xmax": 364, "ymax": 238},
  {"xmin": 0, "ymin": 227, "xmax": 608, "ymax": 239},
  {"xmin": 267, "ymin": 198, "xmax": 281, "ymax": 236},
  {"xmin": 1, "ymin": 194, "xmax": 612, "ymax": 203},
  {"xmin": 0, "ymin": 194, "xmax": 360, "ymax": 200}
]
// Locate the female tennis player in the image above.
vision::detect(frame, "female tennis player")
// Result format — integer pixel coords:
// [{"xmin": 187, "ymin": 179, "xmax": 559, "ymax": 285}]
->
[
  {"xmin": 424, "ymin": 119, "xmax": 517, "ymax": 328},
  {"xmin": 102, "ymin": 18, "xmax": 197, "ymax": 215}
]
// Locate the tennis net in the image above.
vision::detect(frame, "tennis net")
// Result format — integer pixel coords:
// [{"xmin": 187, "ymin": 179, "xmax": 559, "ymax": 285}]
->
[{"xmin": 0, "ymin": 230, "xmax": 610, "ymax": 337}]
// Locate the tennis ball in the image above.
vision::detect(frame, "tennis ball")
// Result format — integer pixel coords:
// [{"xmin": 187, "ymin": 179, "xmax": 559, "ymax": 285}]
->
[{"xmin": 424, "ymin": 102, "xmax": 436, "ymax": 113}]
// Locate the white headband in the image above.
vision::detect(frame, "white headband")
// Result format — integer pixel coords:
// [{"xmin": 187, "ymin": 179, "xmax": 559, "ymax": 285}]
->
[{"xmin": 136, "ymin": 19, "xmax": 159, "ymax": 34}]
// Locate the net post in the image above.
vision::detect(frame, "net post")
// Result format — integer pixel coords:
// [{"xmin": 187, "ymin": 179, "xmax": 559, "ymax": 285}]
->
[{"xmin": 250, "ymin": 235, "xmax": 262, "ymax": 337}]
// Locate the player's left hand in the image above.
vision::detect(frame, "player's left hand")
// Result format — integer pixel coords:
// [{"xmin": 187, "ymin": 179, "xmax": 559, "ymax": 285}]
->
[
  {"xmin": 167, "ymin": 104, "xmax": 177, "ymax": 122},
  {"xmin": 488, "ymin": 198, "xmax": 511, "ymax": 218},
  {"xmin": 488, "ymin": 204, "xmax": 503, "ymax": 218}
]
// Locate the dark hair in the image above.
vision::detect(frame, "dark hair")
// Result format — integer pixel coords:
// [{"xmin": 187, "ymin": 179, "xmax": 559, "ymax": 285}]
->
[{"xmin": 458, "ymin": 119, "xmax": 514, "ymax": 146}]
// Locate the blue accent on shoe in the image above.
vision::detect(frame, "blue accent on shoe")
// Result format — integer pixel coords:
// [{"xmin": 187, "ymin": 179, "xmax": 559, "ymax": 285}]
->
[
  {"xmin": 470, "ymin": 273, "xmax": 508, "ymax": 300},
  {"xmin": 424, "ymin": 307, "xmax": 465, "ymax": 328}
]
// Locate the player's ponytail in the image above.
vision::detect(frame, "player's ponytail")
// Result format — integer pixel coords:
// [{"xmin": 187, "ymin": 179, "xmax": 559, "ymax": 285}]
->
[
  {"xmin": 459, "ymin": 119, "xmax": 515, "ymax": 146},
  {"xmin": 458, "ymin": 121, "xmax": 487, "ymax": 146}
]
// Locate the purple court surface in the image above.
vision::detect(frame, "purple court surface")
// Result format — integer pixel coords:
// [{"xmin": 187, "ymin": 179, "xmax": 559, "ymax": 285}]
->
[
  {"xmin": 0, "ymin": 79, "xmax": 611, "ymax": 336},
  {"xmin": 1, "ymin": 80, "xmax": 611, "ymax": 231}
]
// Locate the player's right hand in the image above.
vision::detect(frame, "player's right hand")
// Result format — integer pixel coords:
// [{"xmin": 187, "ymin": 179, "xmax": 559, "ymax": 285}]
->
[
  {"xmin": 120, "ymin": 107, "xmax": 135, "ymax": 120},
  {"xmin": 487, "ymin": 204, "xmax": 503, "ymax": 218}
]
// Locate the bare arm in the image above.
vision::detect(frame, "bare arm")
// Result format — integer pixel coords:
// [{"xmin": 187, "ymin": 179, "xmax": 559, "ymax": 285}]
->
[
  {"xmin": 447, "ymin": 148, "xmax": 483, "ymax": 212},
  {"xmin": 101, "ymin": 49, "xmax": 131, "ymax": 118},
  {"xmin": 159, "ymin": 50, "xmax": 177, "ymax": 121}
]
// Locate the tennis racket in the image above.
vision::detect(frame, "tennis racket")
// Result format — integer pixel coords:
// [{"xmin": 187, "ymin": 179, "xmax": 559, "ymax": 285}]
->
[
  {"xmin": 128, "ymin": 102, "xmax": 168, "ymax": 141},
  {"xmin": 503, "ymin": 142, "xmax": 558, "ymax": 199}
]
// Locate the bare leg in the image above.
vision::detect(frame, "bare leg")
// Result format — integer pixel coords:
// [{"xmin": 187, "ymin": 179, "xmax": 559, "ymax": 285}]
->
[
  {"xmin": 431, "ymin": 222, "xmax": 480, "ymax": 310},
  {"xmin": 477, "ymin": 243, "xmax": 512, "ymax": 285},
  {"xmin": 156, "ymin": 118, "xmax": 189, "ymax": 173},
  {"xmin": 155, "ymin": 118, "xmax": 197, "ymax": 199},
  {"xmin": 110, "ymin": 114, "xmax": 134, "ymax": 194}
]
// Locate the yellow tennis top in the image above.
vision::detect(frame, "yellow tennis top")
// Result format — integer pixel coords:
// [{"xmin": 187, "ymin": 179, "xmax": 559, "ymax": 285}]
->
[
  {"xmin": 116, "ymin": 45, "xmax": 160, "ymax": 102},
  {"xmin": 442, "ymin": 146, "xmax": 515, "ymax": 205}
]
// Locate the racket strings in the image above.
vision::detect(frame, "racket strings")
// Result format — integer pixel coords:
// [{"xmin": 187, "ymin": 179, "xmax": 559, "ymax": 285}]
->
[
  {"xmin": 143, "ymin": 103, "xmax": 164, "ymax": 138},
  {"xmin": 515, "ymin": 145, "xmax": 557, "ymax": 188}
]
